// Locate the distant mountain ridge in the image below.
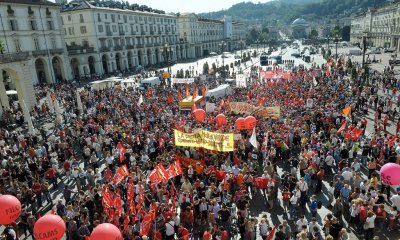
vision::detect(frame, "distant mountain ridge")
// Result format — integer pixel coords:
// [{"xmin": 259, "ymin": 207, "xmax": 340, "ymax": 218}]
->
[{"xmin": 200, "ymin": 0, "xmax": 388, "ymax": 25}]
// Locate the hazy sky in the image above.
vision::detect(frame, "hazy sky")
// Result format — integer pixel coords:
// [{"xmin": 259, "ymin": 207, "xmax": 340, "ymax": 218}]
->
[
  {"xmin": 130, "ymin": 0, "xmax": 272, "ymax": 13},
  {"xmin": 59, "ymin": 0, "xmax": 273, "ymax": 14}
]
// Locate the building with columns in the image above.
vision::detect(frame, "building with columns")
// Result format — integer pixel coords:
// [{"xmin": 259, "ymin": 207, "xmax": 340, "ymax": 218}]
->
[
  {"xmin": 350, "ymin": 4, "xmax": 400, "ymax": 51},
  {"xmin": 61, "ymin": 0, "xmax": 188, "ymax": 77},
  {"xmin": 0, "ymin": 0, "xmax": 72, "ymax": 113}
]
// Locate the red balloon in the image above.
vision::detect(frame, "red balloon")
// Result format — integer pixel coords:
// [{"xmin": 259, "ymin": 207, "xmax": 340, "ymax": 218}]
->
[
  {"xmin": 33, "ymin": 215, "xmax": 66, "ymax": 240},
  {"xmin": 215, "ymin": 114, "xmax": 227, "ymax": 126},
  {"xmin": 244, "ymin": 116, "xmax": 257, "ymax": 129},
  {"xmin": 235, "ymin": 118, "xmax": 246, "ymax": 130},
  {"xmin": 0, "ymin": 195, "xmax": 21, "ymax": 224},
  {"xmin": 193, "ymin": 109, "xmax": 206, "ymax": 123},
  {"xmin": 91, "ymin": 223, "xmax": 123, "ymax": 240}
]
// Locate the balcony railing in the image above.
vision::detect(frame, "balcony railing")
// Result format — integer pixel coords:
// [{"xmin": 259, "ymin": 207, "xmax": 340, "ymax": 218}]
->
[
  {"xmin": 119, "ymin": 31, "xmax": 125, "ymax": 36},
  {"xmin": 126, "ymin": 45, "xmax": 134, "ymax": 49},
  {"xmin": 99, "ymin": 46, "xmax": 110, "ymax": 52},
  {"xmin": 150, "ymin": 30, "xmax": 154, "ymax": 35},
  {"xmin": 131, "ymin": 31, "xmax": 136, "ymax": 35},
  {"xmin": 32, "ymin": 50, "xmax": 48, "ymax": 57},
  {"xmin": 0, "ymin": 52, "xmax": 30, "ymax": 64},
  {"xmin": 106, "ymin": 31, "xmax": 112, "ymax": 36},
  {"xmin": 146, "ymin": 43, "xmax": 153, "ymax": 47},
  {"xmin": 141, "ymin": 31, "xmax": 146, "ymax": 35},
  {"xmin": 136, "ymin": 44, "xmax": 144, "ymax": 48},
  {"xmin": 66, "ymin": 46, "xmax": 95, "ymax": 54},
  {"xmin": 114, "ymin": 45, "xmax": 123, "ymax": 51},
  {"xmin": 50, "ymin": 48, "xmax": 64, "ymax": 55}
]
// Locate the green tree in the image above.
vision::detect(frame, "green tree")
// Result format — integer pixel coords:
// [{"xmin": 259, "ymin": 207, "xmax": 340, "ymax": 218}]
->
[
  {"xmin": 252, "ymin": 50, "xmax": 257, "ymax": 58},
  {"xmin": 179, "ymin": 69, "xmax": 184, "ymax": 78},
  {"xmin": 230, "ymin": 62, "xmax": 234, "ymax": 69},
  {"xmin": 351, "ymin": 66, "xmax": 358, "ymax": 80},
  {"xmin": 203, "ymin": 62, "xmax": 209, "ymax": 75},
  {"xmin": 342, "ymin": 26, "xmax": 351, "ymax": 41},
  {"xmin": 321, "ymin": 48, "xmax": 326, "ymax": 58},
  {"xmin": 346, "ymin": 58, "xmax": 353, "ymax": 73},
  {"xmin": 212, "ymin": 63, "xmax": 217, "ymax": 71},
  {"xmin": 185, "ymin": 70, "xmax": 190, "ymax": 78}
]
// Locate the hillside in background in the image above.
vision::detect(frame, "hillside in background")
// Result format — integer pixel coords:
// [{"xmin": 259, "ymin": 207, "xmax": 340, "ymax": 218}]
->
[{"xmin": 200, "ymin": 0, "xmax": 388, "ymax": 25}]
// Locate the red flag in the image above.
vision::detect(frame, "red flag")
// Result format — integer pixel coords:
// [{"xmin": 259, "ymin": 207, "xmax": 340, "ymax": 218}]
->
[
  {"xmin": 253, "ymin": 177, "xmax": 269, "ymax": 189},
  {"xmin": 192, "ymin": 82, "xmax": 197, "ymax": 101},
  {"xmin": 337, "ymin": 121, "xmax": 346, "ymax": 134},
  {"xmin": 167, "ymin": 95, "xmax": 173, "ymax": 104},
  {"xmin": 136, "ymin": 184, "xmax": 144, "ymax": 211},
  {"xmin": 178, "ymin": 90, "xmax": 183, "ymax": 102},
  {"xmin": 113, "ymin": 165, "xmax": 129, "ymax": 186},
  {"xmin": 113, "ymin": 193, "xmax": 123, "ymax": 217},
  {"xmin": 123, "ymin": 214, "xmax": 130, "ymax": 231},
  {"xmin": 388, "ymin": 135, "xmax": 397, "ymax": 146},
  {"xmin": 167, "ymin": 160, "xmax": 183, "ymax": 179},
  {"xmin": 202, "ymin": 85, "xmax": 207, "ymax": 97},
  {"xmin": 266, "ymin": 225, "xmax": 277, "ymax": 240},
  {"xmin": 350, "ymin": 128, "xmax": 363, "ymax": 140},
  {"xmin": 127, "ymin": 178, "xmax": 135, "ymax": 199},
  {"xmin": 149, "ymin": 163, "xmax": 169, "ymax": 184},
  {"xmin": 102, "ymin": 185, "xmax": 113, "ymax": 209},
  {"xmin": 140, "ymin": 213, "xmax": 153, "ymax": 236},
  {"xmin": 186, "ymin": 82, "xmax": 190, "ymax": 97},
  {"xmin": 117, "ymin": 143, "xmax": 126, "ymax": 163}
]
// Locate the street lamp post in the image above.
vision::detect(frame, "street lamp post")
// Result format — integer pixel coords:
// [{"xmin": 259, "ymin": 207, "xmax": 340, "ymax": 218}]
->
[
  {"xmin": 334, "ymin": 35, "xmax": 339, "ymax": 61},
  {"xmin": 164, "ymin": 43, "xmax": 172, "ymax": 72},
  {"xmin": 361, "ymin": 30, "xmax": 370, "ymax": 84},
  {"xmin": 219, "ymin": 41, "xmax": 226, "ymax": 80}
]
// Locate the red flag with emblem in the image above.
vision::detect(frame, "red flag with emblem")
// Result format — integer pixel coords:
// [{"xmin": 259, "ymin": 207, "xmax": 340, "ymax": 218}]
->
[
  {"xmin": 136, "ymin": 184, "xmax": 144, "ymax": 211},
  {"xmin": 127, "ymin": 178, "xmax": 135, "ymax": 199},
  {"xmin": 149, "ymin": 163, "xmax": 169, "ymax": 184},
  {"xmin": 102, "ymin": 185, "xmax": 112, "ymax": 209},
  {"xmin": 167, "ymin": 95, "xmax": 173, "ymax": 104},
  {"xmin": 140, "ymin": 213, "xmax": 153, "ymax": 236},
  {"xmin": 113, "ymin": 165, "xmax": 129, "ymax": 186},
  {"xmin": 253, "ymin": 177, "xmax": 269, "ymax": 189}
]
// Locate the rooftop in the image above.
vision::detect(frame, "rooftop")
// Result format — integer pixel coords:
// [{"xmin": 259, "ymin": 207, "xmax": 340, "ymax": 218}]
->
[{"xmin": 0, "ymin": 0, "xmax": 58, "ymax": 6}]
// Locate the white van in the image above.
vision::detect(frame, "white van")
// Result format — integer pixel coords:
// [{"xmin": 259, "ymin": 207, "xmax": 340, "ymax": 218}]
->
[
  {"xmin": 206, "ymin": 84, "xmax": 232, "ymax": 100},
  {"xmin": 139, "ymin": 77, "xmax": 161, "ymax": 90}
]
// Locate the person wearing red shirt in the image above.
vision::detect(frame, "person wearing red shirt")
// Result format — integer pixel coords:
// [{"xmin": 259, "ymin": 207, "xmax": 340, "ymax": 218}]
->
[
  {"xmin": 203, "ymin": 228, "xmax": 212, "ymax": 240},
  {"xmin": 177, "ymin": 225, "xmax": 189, "ymax": 240},
  {"xmin": 46, "ymin": 167, "xmax": 58, "ymax": 189},
  {"xmin": 63, "ymin": 161, "xmax": 71, "ymax": 181},
  {"xmin": 32, "ymin": 179, "xmax": 42, "ymax": 208}
]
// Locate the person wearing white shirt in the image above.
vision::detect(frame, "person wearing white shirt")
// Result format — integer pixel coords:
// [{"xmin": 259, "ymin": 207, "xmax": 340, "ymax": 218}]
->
[
  {"xmin": 296, "ymin": 215, "xmax": 308, "ymax": 232},
  {"xmin": 165, "ymin": 218, "xmax": 175, "ymax": 239},
  {"xmin": 351, "ymin": 159, "xmax": 361, "ymax": 172},
  {"xmin": 341, "ymin": 168, "xmax": 352, "ymax": 182},
  {"xmin": 390, "ymin": 192, "xmax": 400, "ymax": 210}
]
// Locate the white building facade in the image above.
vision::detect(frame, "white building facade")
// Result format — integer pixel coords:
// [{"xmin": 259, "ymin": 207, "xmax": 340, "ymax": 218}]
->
[
  {"xmin": 350, "ymin": 5, "xmax": 400, "ymax": 51},
  {"xmin": 178, "ymin": 13, "xmax": 246, "ymax": 58},
  {"xmin": 0, "ymin": 0, "xmax": 72, "ymax": 111},
  {"xmin": 61, "ymin": 0, "xmax": 189, "ymax": 77}
]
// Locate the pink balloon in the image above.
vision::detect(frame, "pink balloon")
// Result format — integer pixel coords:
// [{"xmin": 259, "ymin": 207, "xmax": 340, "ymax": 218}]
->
[
  {"xmin": 91, "ymin": 223, "xmax": 123, "ymax": 240},
  {"xmin": 380, "ymin": 163, "xmax": 400, "ymax": 186},
  {"xmin": 0, "ymin": 195, "xmax": 21, "ymax": 224},
  {"xmin": 33, "ymin": 215, "xmax": 66, "ymax": 240}
]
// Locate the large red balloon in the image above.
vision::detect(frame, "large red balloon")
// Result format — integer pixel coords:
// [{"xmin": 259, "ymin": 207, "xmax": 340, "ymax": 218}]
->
[
  {"xmin": 193, "ymin": 109, "xmax": 206, "ymax": 123},
  {"xmin": 244, "ymin": 116, "xmax": 257, "ymax": 129},
  {"xmin": 215, "ymin": 114, "xmax": 227, "ymax": 126},
  {"xmin": 235, "ymin": 118, "xmax": 246, "ymax": 130},
  {"xmin": 0, "ymin": 195, "xmax": 21, "ymax": 224},
  {"xmin": 91, "ymin": 223, "xmax": 123, "ymax": 240},
  {"xmin": 33, "ymin": 214, "xmax": 66, "ymax": 240}
]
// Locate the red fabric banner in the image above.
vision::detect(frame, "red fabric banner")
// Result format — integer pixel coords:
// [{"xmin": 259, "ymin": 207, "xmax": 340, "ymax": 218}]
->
[
  {"xmin": 140, "ymin": 213, "xmax": 154, "ymax": 236},
  {"xmin": 253, "ymin": 177, "xmax": 269, "ymax": 189},
  {"xmin": 337, "ymin": 121, "xmax": 346, "ymax": 134},
  {"xmin": 113, "ymin": 165, "xmax": 129, "ymax": 186},
  {"xmin": 102, "ymin": 185, "xmax": 113, "ymax": 209},
  {"xmin": 149, "ymin": 163, "xmax": 169, "ymax": 184}
]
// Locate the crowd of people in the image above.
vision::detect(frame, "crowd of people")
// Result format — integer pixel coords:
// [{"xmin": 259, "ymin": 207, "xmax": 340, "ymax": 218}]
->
[{"xmin": 0, "ymin": 50, "xmax": 400, "ymax": 240}]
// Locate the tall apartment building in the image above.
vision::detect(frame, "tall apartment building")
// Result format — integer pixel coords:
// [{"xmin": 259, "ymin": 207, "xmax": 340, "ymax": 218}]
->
[
  {"xmin": 350, "ymin": 4, "xmax": 400, "ymax": 51},
  {"xmin": 0, "ymin": 0, "xmax": 71, "ymax": 111},
  {"xmin": 178, "ymin": 13, "xmax": 247, "ymax": 58},
  {"xmin": 61, "ymin": 0, "xmax": 188, "ymax": 77}
]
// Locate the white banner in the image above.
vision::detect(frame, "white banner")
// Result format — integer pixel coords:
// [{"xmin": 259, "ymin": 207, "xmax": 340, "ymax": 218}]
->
[
  {"xmin": 236, "ymin": 74, "xmax": 246, "ymax": 88},
  {"xmin": 172, "ymin": 78, "xmax": 194, "ymax": 84}
]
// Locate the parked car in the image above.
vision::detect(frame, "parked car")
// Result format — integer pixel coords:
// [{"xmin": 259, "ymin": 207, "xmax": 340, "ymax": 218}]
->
[
  {"xmin": 384, "ymin": 48, "xmax": 396, "ymax": 53},
  {"xmin": 389, "ymin": 58, "xmax": 400, "ymax": 65}
]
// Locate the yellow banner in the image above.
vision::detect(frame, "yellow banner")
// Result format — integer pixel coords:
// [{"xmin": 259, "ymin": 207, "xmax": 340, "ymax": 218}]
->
[
  {"xmin": 174, "ymin": 129, "xmax": 234, "ymax": 152},
  {"xmin": 229, "ymin": 102, "xmax": 280, "ymax": 119}
]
